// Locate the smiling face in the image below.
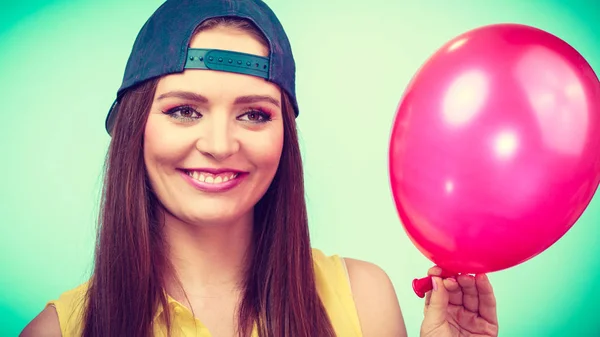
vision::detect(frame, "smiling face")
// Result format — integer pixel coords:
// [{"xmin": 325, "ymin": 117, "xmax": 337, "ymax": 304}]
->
[{"xmin": 143, "ymin": 25, "xmax": 284, "ymax": 226}]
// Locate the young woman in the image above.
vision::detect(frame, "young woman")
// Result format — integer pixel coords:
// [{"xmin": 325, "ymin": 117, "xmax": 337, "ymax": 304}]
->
[{"xmin": 21, "ymin": 1, "xmax": 499, "ymax": 336}]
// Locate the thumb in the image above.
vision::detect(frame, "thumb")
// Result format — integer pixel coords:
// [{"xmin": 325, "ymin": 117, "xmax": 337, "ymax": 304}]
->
[{"xmin": 422, "ymin": 277, "xmax": 449, "ymax": 332}]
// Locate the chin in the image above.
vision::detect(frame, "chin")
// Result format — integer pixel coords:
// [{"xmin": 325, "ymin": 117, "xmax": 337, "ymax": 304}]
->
[
  {"xmin": 177, "ymin": 207, "xmax": 253, "ymax": 227},
  {"xmin": 189, "ymin": 215, "xmax": 242, "ymax": 226},
  {"xmin": 160, "ymin": 190, "xmax": 259, "ymax": 227}
]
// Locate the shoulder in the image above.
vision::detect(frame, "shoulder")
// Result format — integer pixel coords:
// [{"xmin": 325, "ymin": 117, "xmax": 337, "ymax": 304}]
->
[
  {"xmin": 343, "ymin": 257, "xmax": 407, "ymax": 337},
  {"xmin": 21, "ymin": 282, "xmax": 89, "ymax": 337},
  {"xmin": 20, "ymin": 305, "xmax": 61, "ymax": 337}
]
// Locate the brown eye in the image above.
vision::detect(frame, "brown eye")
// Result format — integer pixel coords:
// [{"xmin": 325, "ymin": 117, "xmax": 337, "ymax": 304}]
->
[
  {"xmin": 179, "ymin": 107, "xmax": 196, "ymax": 117},
  {"xmin": 163, "ymin": 105, "xmax": 202, "ymax": 121},
  {"xmin": 247, "ymin": 111, "xmax": 260, "ymax": 121},
  {"xmin": 238, "ymin": 109, "xmax": 272, "ymax": 123}
]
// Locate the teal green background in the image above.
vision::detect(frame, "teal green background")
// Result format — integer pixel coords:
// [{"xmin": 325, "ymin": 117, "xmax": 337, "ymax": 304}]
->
[{"xmin": 2, "ymin": 0, "xmax": 599, "ymax": 336}]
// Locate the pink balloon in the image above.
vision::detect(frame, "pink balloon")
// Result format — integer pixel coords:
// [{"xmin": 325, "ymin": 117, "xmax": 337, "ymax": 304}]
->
[{"xmin": 388, "ymin": 24, "xmax": 600, "ymax": 297}]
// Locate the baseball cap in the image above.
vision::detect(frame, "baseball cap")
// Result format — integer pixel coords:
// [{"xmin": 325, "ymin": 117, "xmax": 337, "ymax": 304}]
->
[{"xmin": 105, "ymin": 0, "xmax": 297, "ymax": 135}]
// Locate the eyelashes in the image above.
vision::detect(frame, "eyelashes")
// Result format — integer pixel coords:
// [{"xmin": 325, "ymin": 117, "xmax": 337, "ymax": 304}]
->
[
  {"xmin": 161, "ymin": 105, "xmax": 273, "ymax": 124},
  {"xmin": 162, "ymin": 105, "xmax": 201, "ymax": 121},
  {"xmin": 239, "ymin": 109, "xmax": 273, "ymax": 123}
]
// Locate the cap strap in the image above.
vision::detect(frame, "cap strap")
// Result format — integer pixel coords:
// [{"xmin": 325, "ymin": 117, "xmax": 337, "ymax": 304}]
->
[{"xmin": 184, "ymin": 48, "xmax": 269, "ymax": 79}]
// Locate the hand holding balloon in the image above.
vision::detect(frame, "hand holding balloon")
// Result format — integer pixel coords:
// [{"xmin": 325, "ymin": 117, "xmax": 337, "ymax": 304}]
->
[
  {"xmin": 389, "ymin": 23, "xmax": 600, "ymax": 297},
  {"xmin": 420, "ymin": 267, "xmax": 499, "ymax": 337}
]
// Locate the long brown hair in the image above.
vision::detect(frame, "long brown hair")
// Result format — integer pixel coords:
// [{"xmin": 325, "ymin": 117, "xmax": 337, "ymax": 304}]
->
[{"xmin": 82, "ymin": 17, "xmax": 336, "ymax": 337}]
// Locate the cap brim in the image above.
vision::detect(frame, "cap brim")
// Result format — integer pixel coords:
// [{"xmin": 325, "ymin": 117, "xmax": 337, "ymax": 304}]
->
[{"xmin": 105, "ymin": 99, "xmax": 119, "ymax": 135}]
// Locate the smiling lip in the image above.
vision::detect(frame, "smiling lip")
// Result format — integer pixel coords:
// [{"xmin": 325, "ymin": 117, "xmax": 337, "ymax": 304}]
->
[{"xmin": 179, "ymin": 168, "xmax": 247, "ymax": 193}]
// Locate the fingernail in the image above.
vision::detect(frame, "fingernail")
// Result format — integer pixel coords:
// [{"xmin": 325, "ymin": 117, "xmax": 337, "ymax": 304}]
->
[{"xmin": 432, "ymin": 277, "xmax": 438, "ymax": 291}]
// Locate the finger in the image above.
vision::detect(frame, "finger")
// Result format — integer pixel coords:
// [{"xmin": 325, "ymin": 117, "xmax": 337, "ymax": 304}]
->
[
  {"xmin": 425, "ymin": 288, "xmax": 432, "ymax": 307},
  {"xmin": 423, "ymin": 290, "xmax": 432, "ymax": 315},
  {"xmin": 427, "ymin": 266, "xmax": 443, "ymax": 277},
  {"xmin": 443, "ymin": 277, "xmax": 462, "ymax": 306},
  {"xmin": 476, "ymin": 274, "xmax": 498, "ymax": 324},
  {"xmin": 458, "ymin": 274, "xmax": 479, "ymax": 313},
  {"xmin": 424, "ymin": 266, "xmax": 441, "ymax": 315},
  {"xmin": 421, "ymin": 277, "xmax": 449, "ymax": 331},
  {"xmin": 428, "ymin": 266, "xmax": 459, "ymax": 279}
]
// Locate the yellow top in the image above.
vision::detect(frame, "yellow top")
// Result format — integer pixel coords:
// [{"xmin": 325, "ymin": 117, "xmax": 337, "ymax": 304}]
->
[{"xmin": 47, "ymin": 248, "xmax": 363, "ymax": 337}]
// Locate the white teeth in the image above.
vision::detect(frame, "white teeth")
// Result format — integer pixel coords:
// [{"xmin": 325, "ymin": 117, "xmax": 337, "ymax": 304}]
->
[{"xmin": 187, "ymin": 171, "xmax": 239, "ymax": 184}]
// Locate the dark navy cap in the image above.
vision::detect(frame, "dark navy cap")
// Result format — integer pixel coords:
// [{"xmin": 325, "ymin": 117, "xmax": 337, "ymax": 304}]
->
[{"xmin": 105, "ymin": 0, "xmax": 297, "ymax": 135}]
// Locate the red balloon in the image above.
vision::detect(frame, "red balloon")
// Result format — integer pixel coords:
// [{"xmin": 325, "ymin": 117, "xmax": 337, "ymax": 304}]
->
[{"xmin": 388, "ymin": 24, "xmax": 600, "ymax": 297}]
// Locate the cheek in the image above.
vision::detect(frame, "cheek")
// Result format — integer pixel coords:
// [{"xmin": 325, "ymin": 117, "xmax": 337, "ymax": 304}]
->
[
  {"xmin": 144, "ymin": 116, "xmax": 191, "ymax": 170},
  {"xmin": 245, "ymin": 127, "xmax": 284, "ymax": 172}
]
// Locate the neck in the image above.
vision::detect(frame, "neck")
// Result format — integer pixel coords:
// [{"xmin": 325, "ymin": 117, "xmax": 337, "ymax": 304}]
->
[{"xmin": 162, "ymin": 211, "xmax": 253, "ymax": 301}]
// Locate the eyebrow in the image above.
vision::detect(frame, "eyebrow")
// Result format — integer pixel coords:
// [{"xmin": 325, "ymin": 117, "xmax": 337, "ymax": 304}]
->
[{"xmin": 156, "ymin": 91, "xmax": 280, "ymax": 108}]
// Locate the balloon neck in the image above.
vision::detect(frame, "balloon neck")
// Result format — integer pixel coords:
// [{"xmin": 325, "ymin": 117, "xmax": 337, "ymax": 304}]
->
[
  {"xmin": 412, "ymin": 277, "xmax": 432, "ymax": 298},
  {"xmin": 412, "ymin": 270, "xmax": 459, "ymax": 298}
]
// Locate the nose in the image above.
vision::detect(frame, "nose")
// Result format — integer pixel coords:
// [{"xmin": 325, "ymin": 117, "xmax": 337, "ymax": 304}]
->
[{"xmin": 195, "ymin": 116, "xmax": 240, "ymax": 161}]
